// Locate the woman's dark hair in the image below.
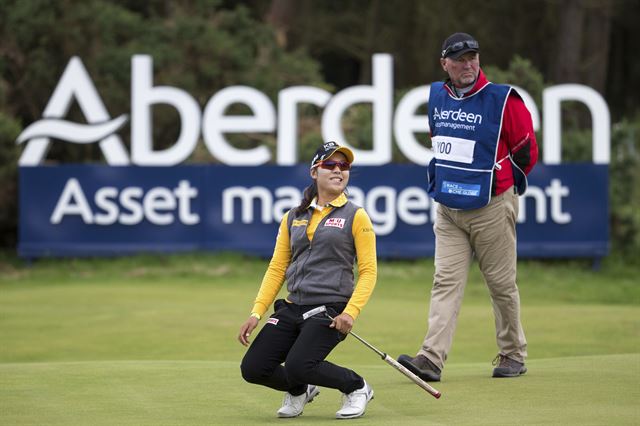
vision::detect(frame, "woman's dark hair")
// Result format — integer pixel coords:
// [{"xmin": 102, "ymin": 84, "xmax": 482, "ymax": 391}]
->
[{"xmin": 294, "ymin": 181, "xmax": 318, "ymax": 216}]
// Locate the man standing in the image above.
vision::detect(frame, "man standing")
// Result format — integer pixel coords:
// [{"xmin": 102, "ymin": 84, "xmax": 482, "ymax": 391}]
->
[{"xmin": 398, "ymin": 32, "xmax": 538, "ymax": 381}]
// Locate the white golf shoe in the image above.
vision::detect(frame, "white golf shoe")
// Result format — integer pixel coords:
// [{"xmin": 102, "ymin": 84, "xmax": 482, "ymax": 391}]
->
[
  {"xmin": 335, "ymin": 380, "xmax": 374, "ymax": 419},
  {"xmin": 276, "ymin": 384, "xmax": 320, "ymax": 418}
]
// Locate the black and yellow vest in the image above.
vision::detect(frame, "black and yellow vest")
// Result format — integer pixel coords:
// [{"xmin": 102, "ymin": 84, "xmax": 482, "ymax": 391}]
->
[{"xmin": 285, "ymin": 201, "xmax": 359, "ymax": 305}]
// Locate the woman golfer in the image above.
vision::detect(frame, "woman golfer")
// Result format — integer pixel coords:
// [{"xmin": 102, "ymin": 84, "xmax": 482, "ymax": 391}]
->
[{"xmin": 238, "ymin": 141, "xmax": 377, "ymax": 419}]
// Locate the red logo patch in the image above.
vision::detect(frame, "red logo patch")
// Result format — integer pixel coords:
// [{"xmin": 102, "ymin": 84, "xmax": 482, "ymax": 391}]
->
[
  {"xmin": 266, "ymin": 318, "xmax": 279, "ymax": 325},
  {"xmin": 325, "ymin": 218, "xmax": 345, "ymax": 229}
]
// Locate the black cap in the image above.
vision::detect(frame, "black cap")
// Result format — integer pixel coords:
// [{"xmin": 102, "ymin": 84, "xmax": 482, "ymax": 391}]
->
[
  {"xmin": 441, "ymin": 32, "xmax": 480, "ymax": 59},
  {"xmin": 310, "ymin": 141, "xmax": 354, "ymax": 167}
]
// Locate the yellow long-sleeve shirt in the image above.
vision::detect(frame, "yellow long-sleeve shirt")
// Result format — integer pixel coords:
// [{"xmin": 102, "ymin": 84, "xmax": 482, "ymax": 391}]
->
[{"xmin": 251, "ymin": 193, "xmax": 377, "ymax": 320}]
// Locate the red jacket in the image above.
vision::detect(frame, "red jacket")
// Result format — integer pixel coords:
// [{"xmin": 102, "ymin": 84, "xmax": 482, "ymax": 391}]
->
[{"xmin": 440, "ymin": 69, "xmax": 538, "ymax": 196}]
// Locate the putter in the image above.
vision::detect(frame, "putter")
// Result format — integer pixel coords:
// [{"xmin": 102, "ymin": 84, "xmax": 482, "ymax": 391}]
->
[{"xmin": 302, "ymin": 305, "xmax": 441, "ymax": 399}]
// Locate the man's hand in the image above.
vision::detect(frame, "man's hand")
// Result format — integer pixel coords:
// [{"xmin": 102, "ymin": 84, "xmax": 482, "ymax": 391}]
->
[
  {"xmin": 329, "ymin": 312, "xmax": 354, "ymax": 334},
  {"xmin": 238, "ymin": 316, "xmax": 259, "ymax": 346}
]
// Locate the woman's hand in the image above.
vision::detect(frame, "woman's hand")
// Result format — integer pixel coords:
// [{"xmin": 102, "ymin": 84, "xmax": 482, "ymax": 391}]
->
[
  {"xmin": 238, "ymin": 316, "xmax": 259, "ymax": 346},
  {"xmin": 330, "ymin": 312, "xmax": 354, "ymax": 334}
]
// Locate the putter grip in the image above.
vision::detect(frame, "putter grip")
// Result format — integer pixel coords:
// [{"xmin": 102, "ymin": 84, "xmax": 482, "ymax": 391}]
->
[{"xmin": 383, "ymin": 355, "xmax": 442, "ymax": 399}]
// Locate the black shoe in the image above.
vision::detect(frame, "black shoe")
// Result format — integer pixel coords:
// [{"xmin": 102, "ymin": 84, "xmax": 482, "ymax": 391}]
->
[
  {"xmin": 397, "ymin": 354, "xmax": 441, "ymax": 382},
  {"xmin": 492, "ymin": 354, "xmax": 527, "ymax": 378}
]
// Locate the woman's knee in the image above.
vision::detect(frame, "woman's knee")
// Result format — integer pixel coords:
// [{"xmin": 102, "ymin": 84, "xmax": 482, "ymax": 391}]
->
[
  {"xmin": 240, "ymin": 356, "xmax": 268, "ymax": 384},
  {"xmin": 284, "ymin": 357, "xmax": 316, "ymax": 383}
]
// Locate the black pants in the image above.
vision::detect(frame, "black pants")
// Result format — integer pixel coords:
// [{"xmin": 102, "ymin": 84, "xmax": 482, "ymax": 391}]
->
[{"xmin": 240, "ymin": 299, "xmax": 364, "ymax": 396}]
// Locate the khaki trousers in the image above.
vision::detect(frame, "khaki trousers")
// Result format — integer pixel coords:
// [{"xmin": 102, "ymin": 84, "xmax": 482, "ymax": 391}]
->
[{"xmin": 420, "ymin": 188, "xmax": 527, "ymax": 369}]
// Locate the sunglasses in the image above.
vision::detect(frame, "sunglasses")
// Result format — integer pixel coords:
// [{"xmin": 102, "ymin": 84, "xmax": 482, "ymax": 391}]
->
[
  {"xmin": 441, "ymin": 40, "xmax": 479, "ymax": 58},
  {"xmin": 317, "ymin": 160, "xmax": 351, "ymax": 171}
]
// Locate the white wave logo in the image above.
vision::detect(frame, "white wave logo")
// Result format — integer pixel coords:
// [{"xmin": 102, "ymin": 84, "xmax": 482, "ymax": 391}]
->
[
  {"xmin": 17, "ymin": 57, "xmax": 131, "ymax": 166},
  {"xmin": 17, "ymin": 116, "xmax": 128, "ymax": 145}
]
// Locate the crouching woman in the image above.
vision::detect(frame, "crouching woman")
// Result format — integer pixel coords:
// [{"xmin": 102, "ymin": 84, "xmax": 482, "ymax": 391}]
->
[{"xmin": 238, "ymin": 142, "xmax": 377, "ymax": 420}]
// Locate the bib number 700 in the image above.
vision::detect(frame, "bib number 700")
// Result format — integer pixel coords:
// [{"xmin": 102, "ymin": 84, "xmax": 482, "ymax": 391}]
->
[
  {"xmin": 431, "ymin": 136, "xmax": 476, "ymax": 164},
  {"xmin": 435, "ymin": 140, "xmax": 452, "ymax": 155}
]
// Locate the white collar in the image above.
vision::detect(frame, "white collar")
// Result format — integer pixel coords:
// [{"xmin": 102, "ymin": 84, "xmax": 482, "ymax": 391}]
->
[{"xmin": 310, "ymin": 197, "xmax": 325, "ymax": 211}]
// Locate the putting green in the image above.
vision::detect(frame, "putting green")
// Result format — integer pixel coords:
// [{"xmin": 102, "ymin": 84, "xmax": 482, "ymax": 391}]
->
[
  {"xmin": 1, "ymin": 254, "xmax": 638, "ymax": 424},
  {"xmin": 1, "ymin": 354, "xmax": 637, "ymax": 425}
]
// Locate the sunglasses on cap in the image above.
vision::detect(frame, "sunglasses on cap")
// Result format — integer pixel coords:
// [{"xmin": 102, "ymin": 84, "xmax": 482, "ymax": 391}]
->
[
  {"xmin": 441, "ymin": 40, "xmax": 479, "ymax": 58},
  {"xmin": 316, "ymin": 160, "xmax": 351, "ymax": 171}
]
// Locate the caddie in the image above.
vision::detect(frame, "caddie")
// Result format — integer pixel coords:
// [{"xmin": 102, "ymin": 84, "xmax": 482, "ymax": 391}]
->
[{"xmin": 398, "ymin": 32, "xmax": 538, "ymax": 381}]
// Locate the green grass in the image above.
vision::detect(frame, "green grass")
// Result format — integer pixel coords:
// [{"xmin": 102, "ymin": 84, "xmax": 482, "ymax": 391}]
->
[{"xmin": 1, "ymin": 253, "xmax": 639, "ymax": 425}]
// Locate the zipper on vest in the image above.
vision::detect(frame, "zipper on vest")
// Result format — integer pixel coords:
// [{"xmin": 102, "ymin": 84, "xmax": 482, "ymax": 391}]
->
[
  {"xmin": 298, "ymin": 236, "xmax": 313, "ymax": 298},
  {"xmin": 299, "ymin": 208, "xmax": 329, "ymax": 297}
]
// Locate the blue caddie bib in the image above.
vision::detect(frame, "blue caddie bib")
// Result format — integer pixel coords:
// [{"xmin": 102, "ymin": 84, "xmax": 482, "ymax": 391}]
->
[{"xmin": 427, "ymin": 81, "xmax": 511, "ymax": 210}]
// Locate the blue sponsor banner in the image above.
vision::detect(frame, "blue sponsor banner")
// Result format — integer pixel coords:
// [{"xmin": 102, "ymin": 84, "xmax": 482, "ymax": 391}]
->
[{"xmin": 18, "ymin": 164, "xmax": 609, "ymax": 259}]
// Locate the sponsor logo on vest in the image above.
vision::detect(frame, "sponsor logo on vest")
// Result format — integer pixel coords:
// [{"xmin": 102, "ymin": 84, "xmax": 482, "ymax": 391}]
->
[
  {"xmin": 433, "ymin": 107, "xmax": 483, "ymax": 124},
  {"xmin": 267, "ymin": 318, "xmax": 279, "ymax": 325},
  {"xmin": 442, "ymin": 181, "xmax": 481, "ymax": 197},
  {"xmin": 325, "ymin": 218, "xmax": 346, "ymax": 229}
]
